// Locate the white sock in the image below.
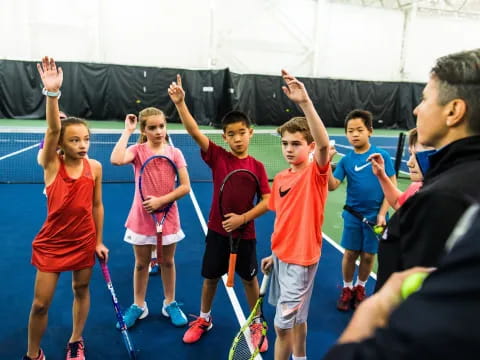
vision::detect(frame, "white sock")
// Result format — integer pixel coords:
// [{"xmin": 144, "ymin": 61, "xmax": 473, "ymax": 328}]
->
[
  {"xmin": 356, "ymin": 279, "xmax": 367, "ymax": 287},
  {"xmin": 292, "ymin": 356, "xmax": 307, "ymax": 360},
  {"xmin": 164, "ymin": 299, "xmax": 174, "ymax": 308},
  {"xmin": 343, "ymin": 281, "xmax": 353, "ymax": 289},
  {"xmin": 151, "ymin": 249, "xmax": 157, "ymax": 259},
  {"xmin": 200, "ymin": 311, "xmax": 211, "ymax": 321}
]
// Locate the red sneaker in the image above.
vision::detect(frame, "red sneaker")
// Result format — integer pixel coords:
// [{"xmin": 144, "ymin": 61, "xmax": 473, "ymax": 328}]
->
[
  {"xmin": 183, "ymin": 316, "xmax": 213, "ymax": 343},
  {"xmin": 66, "ymin": 339, "xmax": 85, "ymax": 360},
  {"xmin": 336, "ymin": 287, "xmax": 354, "ymax": 311},
  {"xmin": 250, "ymin": 322, "xmax": 268, "ymax": 353},
  {"xmin": 353, "ymin": 285, "xmax": 367, "ymax": 309}
]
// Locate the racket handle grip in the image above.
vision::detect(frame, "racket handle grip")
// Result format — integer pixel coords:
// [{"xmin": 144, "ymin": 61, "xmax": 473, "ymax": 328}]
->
[
  {"xmin": 156, "ymin": 234, "xmax": 163, "ymax": 264},
  {"xmin": 226, "ymin": 253, "xmax": 237, "ymax": 287}
]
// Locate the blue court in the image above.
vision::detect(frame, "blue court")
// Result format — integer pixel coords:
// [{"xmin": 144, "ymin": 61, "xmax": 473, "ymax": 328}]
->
[{"xmin": 0, "ymin": 130, "xmax": 401, "ymax": 359}]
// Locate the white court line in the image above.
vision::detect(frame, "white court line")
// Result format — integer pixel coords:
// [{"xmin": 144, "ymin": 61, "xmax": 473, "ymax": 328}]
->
[
  {"xmin": 322, "ymin": 232, "xmax": 377, "ymax": 280},
  {"xmin": 0, "ymin": 143, "xmax": 40, "ymax": 161}
]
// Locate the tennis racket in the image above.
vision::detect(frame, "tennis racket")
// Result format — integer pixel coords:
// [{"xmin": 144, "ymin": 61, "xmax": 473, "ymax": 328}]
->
[
  {"xmin": 229, "ymin": 273, "xmax": 270, "ymax": 360},
  {"xmin": 219, "ymin": 169, "xmax": 261, "ymax": 287},
  {"xmin": 343, "ymin": 205, "xmax": 385, "ymax": 240},
  {"xmin": 99, "ymin": 259, "xmax": 137, "ymax": 360},
  {"xmin": 139, "ymin": 155, "xmax": 179, "ymax": 263}
]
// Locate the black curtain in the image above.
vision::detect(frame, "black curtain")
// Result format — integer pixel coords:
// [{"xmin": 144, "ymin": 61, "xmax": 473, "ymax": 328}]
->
[{"xmin": 0, "ymin": 59, "xmax": 424, "ymax": 129}]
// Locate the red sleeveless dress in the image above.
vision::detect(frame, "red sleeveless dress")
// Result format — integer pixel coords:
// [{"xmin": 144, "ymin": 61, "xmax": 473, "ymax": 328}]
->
[{"xmin": 32, "ymin": 157, "xmax": 97, "ymax": 272}]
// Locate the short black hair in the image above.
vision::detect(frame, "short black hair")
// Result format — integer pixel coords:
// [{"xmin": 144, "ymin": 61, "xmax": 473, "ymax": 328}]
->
[
  {"xmin": 221, "ymin": 110, "xmax": 251, "ymax": 132},
  {"xmin": 344, "ymin": 109, "xmax": 373, "ymax": 132}
]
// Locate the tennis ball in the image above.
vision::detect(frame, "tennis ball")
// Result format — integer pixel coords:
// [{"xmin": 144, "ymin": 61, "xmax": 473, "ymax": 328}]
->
[
  {"xmin": 373, "ymin": 225, "xmax": 384, "ymax": 235},
  {"xmin": 401, "ymin": 272, "xmax": 428, "ymax": 300},
  {"xmin": 136, "ymin": 99, "xmax": 141, "ymax": 104}
]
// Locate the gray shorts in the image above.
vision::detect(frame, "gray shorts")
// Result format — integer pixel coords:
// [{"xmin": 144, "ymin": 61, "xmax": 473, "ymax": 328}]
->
[{"xmin": 268, "ymin": 254, "xmax": 318, "ymax": 329}]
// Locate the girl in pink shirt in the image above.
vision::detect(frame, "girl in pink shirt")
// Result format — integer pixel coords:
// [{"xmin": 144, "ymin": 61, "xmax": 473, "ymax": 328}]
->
[
  {"xmin": 110, "ymin": 108, "xmax": 191, "ymax": 328},
  {"xmin": 368, "ymin": 128, "xmax": 434, "ymax": 210}
]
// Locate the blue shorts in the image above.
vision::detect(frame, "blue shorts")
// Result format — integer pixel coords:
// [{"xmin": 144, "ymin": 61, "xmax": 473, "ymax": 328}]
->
[{"xmin": 340, "ymin": 210, "xmax": 381, "ymax": 254}]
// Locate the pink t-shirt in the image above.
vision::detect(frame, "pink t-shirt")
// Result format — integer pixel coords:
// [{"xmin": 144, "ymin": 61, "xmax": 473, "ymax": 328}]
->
[
  {"xmin": 201, "ymin": 140, "xmax": 270, "ymax": 239},
  {"xmin": 125, "ymin": 143, "xmax": 187, "ymax": 236},
  {"xmin": 397, "ymin": 181, "xmax": 423, "ymax": 207}
]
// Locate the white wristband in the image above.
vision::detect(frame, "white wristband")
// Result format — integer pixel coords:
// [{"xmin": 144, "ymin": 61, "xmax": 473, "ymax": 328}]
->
[{"xmin": 42, "ymin": 88, "xmax": 61, "ymax": 98}]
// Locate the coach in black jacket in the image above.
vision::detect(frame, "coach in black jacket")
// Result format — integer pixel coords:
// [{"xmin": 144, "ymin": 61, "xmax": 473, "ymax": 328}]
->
[{"xmin": 375, "ymin": 48, "xmax": 480, "ymax": 290}]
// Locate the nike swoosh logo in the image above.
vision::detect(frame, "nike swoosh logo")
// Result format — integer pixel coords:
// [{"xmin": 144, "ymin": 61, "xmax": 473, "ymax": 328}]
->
[
  {"xmin": 279, "ymin": 187, "xmax": 291, "ymax": 197},
  {"xmin": 354, "ymin": 162, "xmax": 372, "ymax": 172}
]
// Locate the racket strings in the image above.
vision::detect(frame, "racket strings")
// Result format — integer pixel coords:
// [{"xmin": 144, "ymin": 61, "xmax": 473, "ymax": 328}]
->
[
  {"xmin": 141, "ymin": 158, "xmax": 177, "ymax": 209},
  {"xmin": 220, "ymin": 172, "xmax": 260, "ymax": 217},
  {"xmin": 231, "ymin": 330, "xmax": 256, "ymax": 360}
]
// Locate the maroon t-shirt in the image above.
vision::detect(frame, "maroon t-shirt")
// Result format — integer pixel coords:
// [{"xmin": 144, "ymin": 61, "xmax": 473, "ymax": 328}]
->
[{"xmin": 201, "ymin": 140, "xmax": 270, "ymax": 239}]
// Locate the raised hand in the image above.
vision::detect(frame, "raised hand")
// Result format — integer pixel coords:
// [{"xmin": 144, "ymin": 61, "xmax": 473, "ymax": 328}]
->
[
  {"xmin": 124, "ymin": 114, "xmax": 137, "ymax": 132},
  {"xmin": 281, "ymin": 69, "xmax": 310, "ymax": 105},
  {"xmin": 367, "ymin": 153, "xmax": 386, "ymax": 177},
  {"xmin": 37, "ymin": 56, "xmax": 63, "ymax": 92},
  {"xmin": 168, "ymin": 74, "xmax": 185, "ymax": 104}
]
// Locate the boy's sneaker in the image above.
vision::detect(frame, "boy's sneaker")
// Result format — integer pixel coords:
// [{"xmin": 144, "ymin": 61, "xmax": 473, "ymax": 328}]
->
[
  {"xmin": 116, "ymin": 302, "xmax": 149, "ymax": 329},
  {"xmin": 353, "ymin": 285, "xmax": 367, "ymax": 309},
  {"xmin": 66, "ymin": 339, "xmax": 85, "ymax": 360},
  {"xmin": 183, "ymin": 316, "xmax": 213, "ymax": 343},
  {"xmin": 148, "ymin": 258, "xmax": 160, "ymax": 275},
  {"xmin": 162, "ymin": 301, "xmax": 188, "ymax": 327},
  {"xmin": 250, "ymin": 322, "xmax": 268, "ymax": 353},
  {"xmin": 22, "ymin": 348, "xmax": 46, "ymax": 360},
  {"xmin": 336, "ymin": 287, "xmax": 354, "ymax": 311}
]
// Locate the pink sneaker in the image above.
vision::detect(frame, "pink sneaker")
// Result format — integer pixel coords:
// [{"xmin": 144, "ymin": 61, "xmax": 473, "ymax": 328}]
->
[
  {"xmin": 250, "ymin": 322, "xmax": 268, "ymax": 352},
  {"xmin": 22, "ymin": 348, "xmax": 45, "ymax": 360},
  {"xmin": 66, "ymin": 339, "xmax": 85, "ymax": 360}
]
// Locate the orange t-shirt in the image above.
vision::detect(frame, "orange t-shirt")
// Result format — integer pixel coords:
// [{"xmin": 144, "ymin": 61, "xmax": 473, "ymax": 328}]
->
[{"xmin": 268, "ymin": 161, "xmax": 329, "ymax": 266}]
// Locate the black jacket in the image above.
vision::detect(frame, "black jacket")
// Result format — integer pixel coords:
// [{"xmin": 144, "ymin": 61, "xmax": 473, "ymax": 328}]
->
[
  {"xmin": 324, "ymin": 205, "xmax": 480, "ymax": 360},
  {"xmin": 375, "ymin": 135, "xmax": 480, "ymax": 290}
]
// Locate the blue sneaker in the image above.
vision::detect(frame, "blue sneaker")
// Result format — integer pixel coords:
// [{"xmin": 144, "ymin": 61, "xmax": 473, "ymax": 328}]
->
[
  {"xmin": 116, "ymin": 302, "xmax": 148, "ymax": 329},
  {"xmin": 162, "ymin": 301, "xmax": 188, "ymax": 327}
]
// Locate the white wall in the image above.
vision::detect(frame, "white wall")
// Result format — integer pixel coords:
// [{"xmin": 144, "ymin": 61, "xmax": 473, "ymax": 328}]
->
[{"xmin": 1, "ymin": 0, "xmax": 479, "ymax": 82}]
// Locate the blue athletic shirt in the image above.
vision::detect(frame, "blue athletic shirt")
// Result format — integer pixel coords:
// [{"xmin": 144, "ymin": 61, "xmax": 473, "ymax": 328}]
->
[{"xmin": 333, "ymin": 145, "xmax": 395, "ymax": 216}]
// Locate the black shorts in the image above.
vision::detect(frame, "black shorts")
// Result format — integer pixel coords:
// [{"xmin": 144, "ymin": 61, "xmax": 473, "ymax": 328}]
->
[{"xmin": 201, "ymin": 229, "xmax": 258, "ymax": 281}]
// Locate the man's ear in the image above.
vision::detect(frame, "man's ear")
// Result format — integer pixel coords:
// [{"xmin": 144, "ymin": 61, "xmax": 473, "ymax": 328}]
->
[{"xmin": 446, "ymin": 99, "xmax": 467, "ymax": 127}]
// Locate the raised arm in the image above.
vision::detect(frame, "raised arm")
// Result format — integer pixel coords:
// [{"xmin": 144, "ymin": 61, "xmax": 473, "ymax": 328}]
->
[
  {"xmin": 168, "ymin": 74, "xmax": 209, "ymax": 152},
  {"xmin": 37, "ymin": 56, "xmax": 63, "ymax": 170},
  {"xmin": 110, "ymin": 114, "xmax": 137, "ymax": 165},
  {"xmin": 281, "ymin": 69, "xmax": 330, "ymax": 167},
  {"xmin": 368, "ymin": 153, "xmax": 402, "ymax": 210}
]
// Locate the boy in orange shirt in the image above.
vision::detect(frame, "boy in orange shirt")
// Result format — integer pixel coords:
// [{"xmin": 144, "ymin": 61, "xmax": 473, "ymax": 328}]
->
[{"xmin": 261, "ymin": 70, "xmax": 330, "ymax": 360}]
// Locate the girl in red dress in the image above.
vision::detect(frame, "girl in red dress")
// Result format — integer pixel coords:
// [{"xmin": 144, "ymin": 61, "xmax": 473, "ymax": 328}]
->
[{"xmin": 23, "ymin": 57, "xmax": 109, "ymax": 360}]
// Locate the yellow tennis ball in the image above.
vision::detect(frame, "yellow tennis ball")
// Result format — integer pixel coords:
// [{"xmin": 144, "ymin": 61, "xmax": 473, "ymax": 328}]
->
[
  {"xmin": 373, "ymin": 225, "xmax": 384, "ymax": 235},
  {"xmin": 401, "ymin": 272, "xmax": 428, "ymax": 300},
  {"xmin": 136, "ymin": 99, "xmax": 141, "ymax": 104}
]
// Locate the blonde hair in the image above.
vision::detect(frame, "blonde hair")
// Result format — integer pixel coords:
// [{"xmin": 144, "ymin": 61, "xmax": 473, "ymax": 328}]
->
[
  {"xmin": 137, "ymin": 107, "xmax": 168, "ymax": 144},
  {"xmin": 276, "ymin": 116, "xmax": 313, "ymax": 144}
]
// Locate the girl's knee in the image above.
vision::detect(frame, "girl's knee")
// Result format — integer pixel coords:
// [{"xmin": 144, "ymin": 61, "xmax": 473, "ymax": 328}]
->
[
  {"xmin": 31, "ymin": 300, "xmax": 50, "ymax": 315},
  {"xmin": 160, "ymin": 257, "xmax": 175, "ymax": 270},
  {"xmin": 72, "ymin": 281, "xmax": 90, "ymax": 297}
]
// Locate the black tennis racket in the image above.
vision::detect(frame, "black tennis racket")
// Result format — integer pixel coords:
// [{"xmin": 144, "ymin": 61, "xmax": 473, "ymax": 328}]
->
[
  {"xmin": 139, "ymin": 155, "xmax": 179, "ymax": 263},
  {"xmin": 99, "ymin": 259, "xmax": 137, "ymax": 360},
  {"xmin": 229, "ymin": 273, "xmax": 270, "ymax": 359},
  {"xmin": 343, "ymin": 205, "xmax": 385, "ymax": 240},
  {"xmin": 219, "ymin": 169, "xmax": 261, "ymax": 287}
]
